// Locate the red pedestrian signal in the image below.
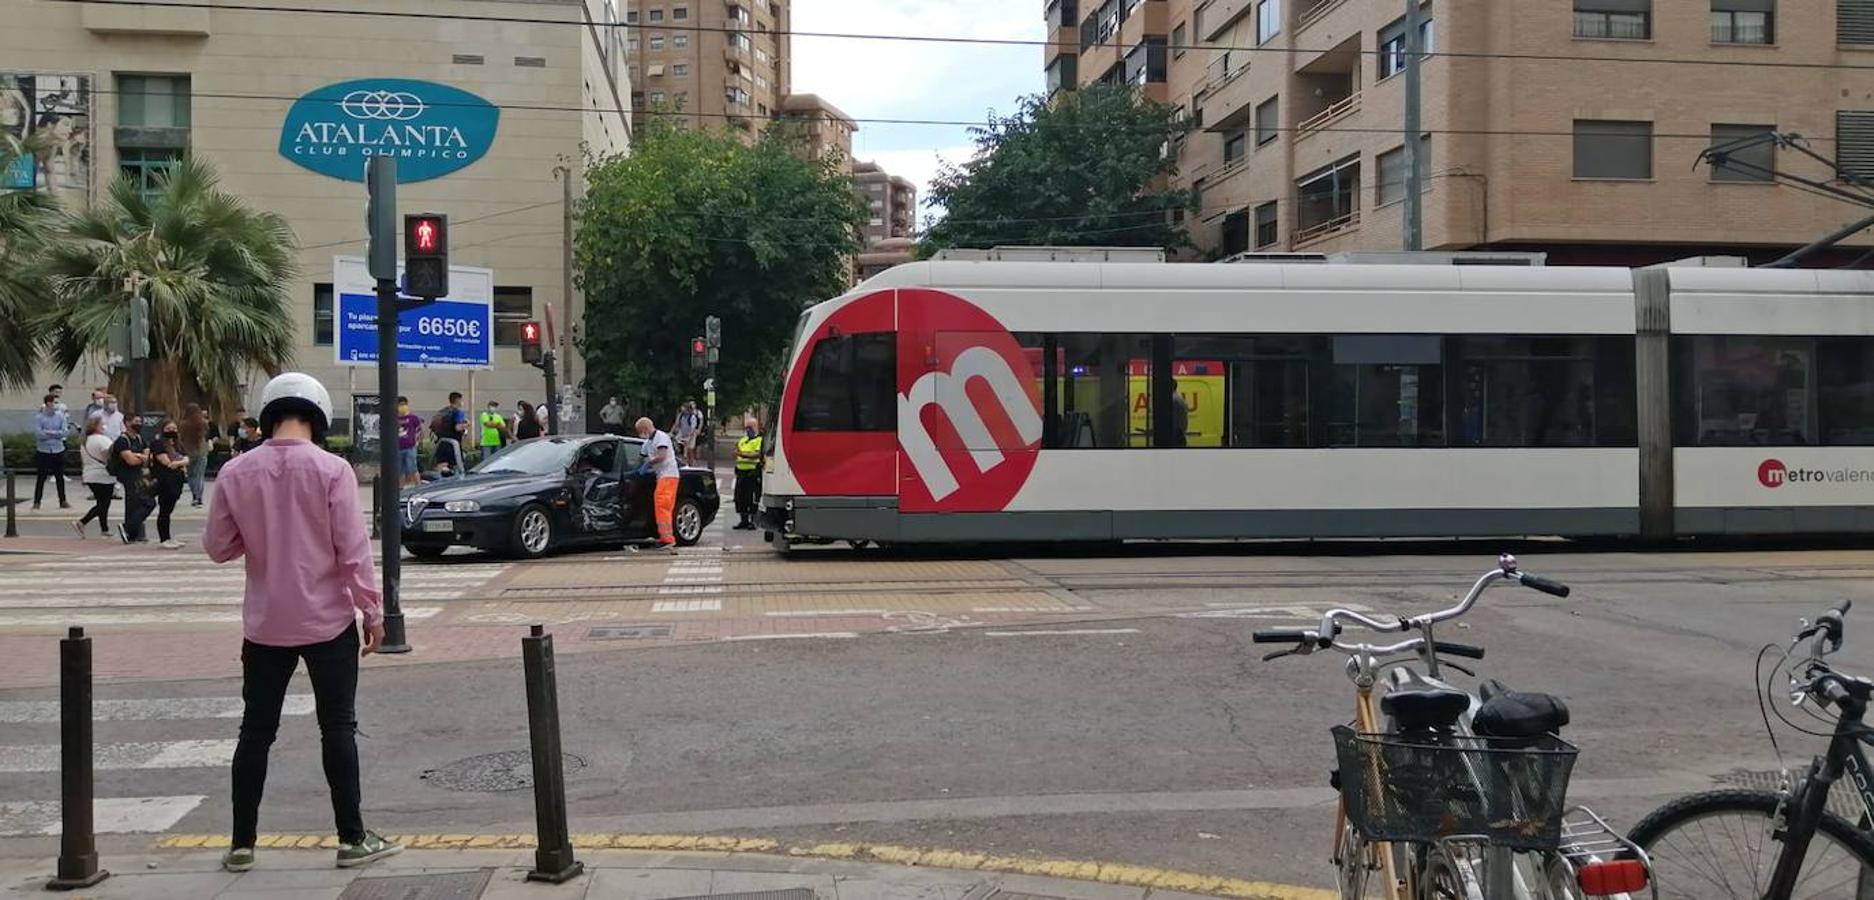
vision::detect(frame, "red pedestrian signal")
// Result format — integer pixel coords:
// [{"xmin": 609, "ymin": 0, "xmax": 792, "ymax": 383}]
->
[
  {"xmin": 520, "ymin": 320, "xmax": 544, "ymax": 367},
  {"xmin": 403, "ymin": 213, "xmax": 449, "ymax": 298},
  {"xmin": 690, "ymin": 336, "xmax": 707, "ymax": 372},
  {"xmin": 413, "ymin": 218, "xmax": 438, "ymax": 252}
]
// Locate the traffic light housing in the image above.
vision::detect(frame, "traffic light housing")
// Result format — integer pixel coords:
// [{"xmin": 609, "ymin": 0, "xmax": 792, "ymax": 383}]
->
[
  {"xmin": 404, "ymin": 213, "xmax": 449, "ymax": 298},
  {"xmin": 705, "ymin": 315, "xmax": 722, "ymax": 349},
  {"xmin": 690, "ymin": 336, "xmax": 707, "ymax": 372},
  {"xmin": 519, "ymin": 320, "xmax": 544, "ymax": 368}
]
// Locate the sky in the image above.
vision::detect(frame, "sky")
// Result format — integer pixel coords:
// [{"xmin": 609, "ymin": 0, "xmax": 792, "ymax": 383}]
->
[{"xmin": 788, "ymin": 0, "xmax": 1045, "ymax": 230}]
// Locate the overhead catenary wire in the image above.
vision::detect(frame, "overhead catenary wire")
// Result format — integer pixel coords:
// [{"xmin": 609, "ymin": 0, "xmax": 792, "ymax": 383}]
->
[{"xmin": 46, "ymin": 0, "xmax": 1874, "ymax": 74}]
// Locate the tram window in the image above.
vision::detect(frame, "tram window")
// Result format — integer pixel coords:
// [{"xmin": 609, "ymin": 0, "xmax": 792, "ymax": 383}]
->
[
  {"xmin": 1819, "ymin": 338, "xmax": 1874, "ymax": 445},
  {"xmin": 1172, "ymin": 335, "xmax": 1311, "ymax": 448},
  {"xmin": 1327, "ymin": 336, "xmax": 1446, "ymax": 447},
  {"xmin": 792, "ymin": 332, "xmax": 897, "ymax": 432},
  {"xmin": 1673, "ymin": 336, "xmax": 1814, "ymax": 446},
  {"xmin": 1450, "ymin": 336, "xmax": 1602, "ymax": 447},
  {"xmin": 1022, "ymin": 333, "xmax": 1155, "ymax": 448}
]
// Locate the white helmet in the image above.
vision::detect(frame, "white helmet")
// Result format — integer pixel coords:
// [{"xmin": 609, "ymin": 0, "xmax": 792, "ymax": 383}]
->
[{"xmin": 258, "ymin": 372, "xmax": 333, "ymax": 440}]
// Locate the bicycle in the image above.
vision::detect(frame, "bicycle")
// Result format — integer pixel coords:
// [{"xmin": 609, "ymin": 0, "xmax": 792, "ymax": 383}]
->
[
  {"xmin": 1254, "ymin": 554, "xmax": 1655, "ymax": 900},
  {"xmin": 1627, "ymin": 600, "xmax": 1874, "ymax": 899}
]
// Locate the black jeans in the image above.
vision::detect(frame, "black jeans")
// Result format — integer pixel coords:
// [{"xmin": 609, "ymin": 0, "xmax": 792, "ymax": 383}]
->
[
  {"xmin": 734, "ymin": 470, "xmax": 761, "ymax": 518},
  {"xmin": 33, "ymin": 451, "xmax": 66, "ymax": 506},
  {"xmin": 232, "ymin": 623, "xmax": 364, "ymax": 849},
  {"xmin": 118, "ymin": 477, "xmax": 153, "ymax": 542},
  {"xmin": 155, "ymin": 480, "xmax": 183, "ymax": 543},
  {"xmin": 78, "ymin": 483, "xmax": 113, "ymax": 533}
]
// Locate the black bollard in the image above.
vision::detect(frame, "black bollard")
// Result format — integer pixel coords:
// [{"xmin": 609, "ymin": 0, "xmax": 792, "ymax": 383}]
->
[
  {"xmin": 5, "ymin": 469, "xmax": 17, "ymax": 539},
  {"xmin": 46, "ymin": 628, "xmax": 108, "ymax": 890},
  {"xmin": 523, "ymin": 625, "xmax": 583, "ymax": 884}
]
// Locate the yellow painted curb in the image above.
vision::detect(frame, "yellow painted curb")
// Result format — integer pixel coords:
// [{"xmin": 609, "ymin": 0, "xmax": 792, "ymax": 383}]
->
[{"xmin": 155, "ymin": 833, "xmax": 1333, "ymax": 899}]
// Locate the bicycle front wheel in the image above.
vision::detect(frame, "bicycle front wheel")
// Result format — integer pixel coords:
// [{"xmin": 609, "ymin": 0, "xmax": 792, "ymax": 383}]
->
[{"xmin": 1629, "ymin": 788, "xmax": 1874, "ymax": 899}]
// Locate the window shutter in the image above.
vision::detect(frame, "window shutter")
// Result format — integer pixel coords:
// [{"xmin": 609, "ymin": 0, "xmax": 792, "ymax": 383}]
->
[
  {"xmin": 1577, "ymin": 0, "xmax": 1650, "ymax": 11},
  {"xmin": 1838, "ymin": 111, "xmax": 1874, "ymax": 178},
  {"xmin": 1713, "ymin": 0, "xmax": 1773, "ymax": 10},
  {"xmin": 1842, "ymin": 0, "xmax": 1874, "ymax": 43}
]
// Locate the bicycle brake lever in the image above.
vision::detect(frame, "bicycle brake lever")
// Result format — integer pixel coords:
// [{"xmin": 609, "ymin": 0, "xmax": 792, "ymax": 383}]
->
[
  {"xmin": 1262, "ymin": 647, "xmax": 1301, "ymax": 662},
  {"xmin": 1440, "ymin": 660, "xmax": 1477, "ymax": 677}
]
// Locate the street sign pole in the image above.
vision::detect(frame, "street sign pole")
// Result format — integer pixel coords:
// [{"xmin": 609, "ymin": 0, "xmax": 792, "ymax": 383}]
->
[
  {"xmin": 542, "ymin": 308, "xmax": 561, "ymax": 435},
  {"xmin": 367, "ymin": 156, "xmax": 410, "ymax": 654}
]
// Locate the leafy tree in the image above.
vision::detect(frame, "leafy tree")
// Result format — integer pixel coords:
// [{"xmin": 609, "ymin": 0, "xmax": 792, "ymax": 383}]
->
[
  {"xmin": 921, "ymin": 84, "xmax": 1194, "ymax": 254},
  {"xmin": 39, "ymin": 158, "xmax": 297, "ymax": 418},
  {"xmin": 0, "ymin": 132, "xmax": 60, "ymax": 389},
  {"xmin": 575, "ymin": 123, "xmax": 866, "ymax": 419}
]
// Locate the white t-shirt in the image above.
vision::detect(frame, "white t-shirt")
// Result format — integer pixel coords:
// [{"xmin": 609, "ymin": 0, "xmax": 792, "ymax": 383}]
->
[
  {"xmin": 96, "ymin": 410, "xmax": 125, "ymax": 440},
  {"xmin": 648, "ymin": 430, "xmax": 681, "ymax": 479},
  {"xmin": 81, "ymin": 434, "xmax": 115, "ymax": 485}
]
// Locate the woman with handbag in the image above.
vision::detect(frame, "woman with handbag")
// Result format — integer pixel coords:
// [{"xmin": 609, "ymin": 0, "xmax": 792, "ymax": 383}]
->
[{"xmin": 73, "ymin": 417, "xmax": 116, "ymax": 538}]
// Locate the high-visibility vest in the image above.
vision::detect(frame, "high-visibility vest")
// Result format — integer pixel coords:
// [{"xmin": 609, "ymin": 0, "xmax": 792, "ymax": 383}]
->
[
  {"xmin": 735, "ymin": 434, "xmax": 763, "ymax": 472},
  {"xmin": 479, "ymin": 411, "xmax": 504, "ymax": 446}
]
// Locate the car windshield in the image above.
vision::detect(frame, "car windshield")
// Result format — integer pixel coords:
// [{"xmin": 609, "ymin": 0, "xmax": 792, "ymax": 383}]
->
[{"xmin": 471, "ymin": 439, "xmax": 580, "ymax": 475}]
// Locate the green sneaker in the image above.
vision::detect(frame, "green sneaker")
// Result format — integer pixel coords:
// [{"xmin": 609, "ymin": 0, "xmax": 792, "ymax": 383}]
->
[
  {"xmin": 335, "ymin": 830, "xmax": 403, "ymax": 868},
  {"xmin": 221, "ymin": 847, "xmax": 256, "ymax": 873}
]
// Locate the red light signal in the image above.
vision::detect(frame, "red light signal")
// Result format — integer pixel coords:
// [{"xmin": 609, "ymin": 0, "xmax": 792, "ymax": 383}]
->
[
  {"xmin": 690, "ymin": 336, "xmax": 707, "ymax": 372},
  {"xmin": 403, "ymin": 213, "xmax": 449, "ymax": 298},
  {"xmin": 413, "ymin": 218, "xmax": 439, "ymax": 252},
  {"xmin": 692, "ymin": 338, "xmax": 706, "ymax": 355},
  {"xmin": 520, "ymin": 320, "xmax": 544, "ymax": 367}
]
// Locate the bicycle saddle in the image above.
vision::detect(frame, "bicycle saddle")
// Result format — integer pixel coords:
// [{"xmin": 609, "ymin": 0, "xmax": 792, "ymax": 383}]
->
[
  {"xmin": 1380, "ymin": 669, "xmax": 1470, "ymax": 732},
  {"xmin": 1473, "ymin": 679, "xmax": 1570, "ymax": 740}
]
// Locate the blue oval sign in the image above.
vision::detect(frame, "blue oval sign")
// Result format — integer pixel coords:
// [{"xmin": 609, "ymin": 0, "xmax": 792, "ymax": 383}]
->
[{"xmin": 278, "ymin": 78, "xmax": 500, "ymax": 183}]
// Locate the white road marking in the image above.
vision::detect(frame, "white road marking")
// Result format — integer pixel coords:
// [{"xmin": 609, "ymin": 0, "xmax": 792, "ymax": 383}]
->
[
  {"xmin": 764, "ymin": 609, "xmax": 888, "ymax": 618},
  {"xmin": 0, "ymin": 739, "xmax": 237, "ymax": 773},
  {"xmin": 651, "ymin": 599, "xmax": 723, "ymax": 613},
  {"xmin": 983, "ymin": 629, "xmax": 1142, "ymax": 637},
  {"xmin": 0, "ymin": 593, "xmax": 467, "ymax": 608},
  {"xmin": 654, "ymin": 586, "xmax": 724, "ymax": 596},
  {"xmin": 0, "ymin": 695, "xmax": 313, "ymax": 724},
  {"xmin": 972, "ymin": 606, "xmax": 1085, "ymax": 613},
  {"xmin": 723, "ymin": 632, "xmax": 857, "ymax": 642},
  {"xmin": 0, "ymin": 796, "xmax": 205, "ymax": 837},
  {"xmin": 660, "ymin": 576, "xmax": 722, "ymax": 584},
  {"xmin": 0, "ymin": 606, "xmax": 441, "ymax": 628}
]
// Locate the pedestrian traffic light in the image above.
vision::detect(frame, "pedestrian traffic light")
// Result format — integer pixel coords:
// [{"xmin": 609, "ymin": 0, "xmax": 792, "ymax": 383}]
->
[
  {"xmin": 705, "ymin": 315, "xmax": 722, "ymax": 349},
  {"xmin": 403, "ymin": 212, "xmax": 449, "ymax": 298},
  {"xmin": 520, "ymin": 320, "xmax": 544, "ymax": 367},
  {"xmin": 691, "ymin": 336, "xmax": 707, "ymax": 372}
]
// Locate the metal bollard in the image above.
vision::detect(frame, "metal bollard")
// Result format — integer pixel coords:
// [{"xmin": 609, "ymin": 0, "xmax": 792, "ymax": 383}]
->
[
  {"xmin": 46, "ymin": 628, "xmax": 108, "ymax": 890},
  {"xmin": 5, "ymin": 469, "xmax": 17, "ymax": 539},
  {"xmin": 522, "ymin": 625, "xmax": 583, "ymax": 883}
]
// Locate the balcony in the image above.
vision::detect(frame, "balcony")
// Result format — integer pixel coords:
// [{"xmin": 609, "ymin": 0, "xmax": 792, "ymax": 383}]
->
[
  {"xmin": 1296, "ymin": 0, "xmax": 1350, "ymax": 32},
  {"xmin": 1295, "ymin": 91, "xmax": 1359, "ymax": 141},
  {"xmin": 1195, "ymin": 0, "xmax": 1253, "ymax": 41},
  {"xmin": 1199, "ymin": 63, "xmax": 1257, "ymax": 132},
  {"xmin": 1292, "ymin": 209, "xmax": 1359, "ymax": 245},
  {"xmin": 1293, "ymin": 156, "xmax": 1360, "ymax": 245}
]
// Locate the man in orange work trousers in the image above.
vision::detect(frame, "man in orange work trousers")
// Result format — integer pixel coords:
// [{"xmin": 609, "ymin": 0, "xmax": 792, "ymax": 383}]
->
[{"xmin": 634, "ymin": 416, "xmax": 681, "ymax": 553}]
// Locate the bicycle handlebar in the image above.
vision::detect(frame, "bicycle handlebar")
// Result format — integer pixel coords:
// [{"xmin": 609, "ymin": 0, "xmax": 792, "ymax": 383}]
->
[{"xmin": 1310, "ymin": 554, "xmax": 1570, "ymax": 641}]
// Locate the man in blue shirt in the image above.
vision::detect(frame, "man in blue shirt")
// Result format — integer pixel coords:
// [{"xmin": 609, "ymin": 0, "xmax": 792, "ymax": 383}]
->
[{"xmin": 32, "ymin": 393, "xmax": 70, "ymax": 510}]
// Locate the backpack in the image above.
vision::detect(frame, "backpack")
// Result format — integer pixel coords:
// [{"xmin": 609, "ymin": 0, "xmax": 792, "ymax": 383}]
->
[
  {"xmin": 105, "ymin": 436, "xmax": 141, "ymax": 480},
  {"xmin": 430, "ymin": 408, "xmax": 455, "ymax": 441}
]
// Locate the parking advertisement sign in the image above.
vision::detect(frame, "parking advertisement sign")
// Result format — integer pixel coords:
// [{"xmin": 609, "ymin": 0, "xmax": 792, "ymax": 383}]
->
[{"xmin": 333, "ymin": 255, "xmax": 493, "ymax": 369}]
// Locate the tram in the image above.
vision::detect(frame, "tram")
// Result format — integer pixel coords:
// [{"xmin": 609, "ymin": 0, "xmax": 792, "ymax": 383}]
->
[{"xmin": 757, "ymin": 262, "xmax": 1874, "ymax": 548}]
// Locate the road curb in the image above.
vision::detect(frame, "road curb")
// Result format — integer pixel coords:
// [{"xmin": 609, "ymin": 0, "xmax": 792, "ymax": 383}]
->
[{"xmin": 155, "ymin": 833, "xmax": 1335, "ymax": 899}]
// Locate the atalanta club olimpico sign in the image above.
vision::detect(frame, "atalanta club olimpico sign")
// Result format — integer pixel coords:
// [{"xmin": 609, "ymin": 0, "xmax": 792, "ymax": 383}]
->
[{"xmin": 278, "ymin": 78, "xmax": 500, "ymax": 183}]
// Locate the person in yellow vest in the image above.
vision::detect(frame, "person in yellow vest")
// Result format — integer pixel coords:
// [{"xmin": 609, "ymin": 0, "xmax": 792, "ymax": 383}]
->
[
  {"xmin": 732, "ymin": 415, "xmax": 763, "ymax": 530},
  {"xmin": 477, "ymin": 400, "xmax": 510, "ymax": 463}
]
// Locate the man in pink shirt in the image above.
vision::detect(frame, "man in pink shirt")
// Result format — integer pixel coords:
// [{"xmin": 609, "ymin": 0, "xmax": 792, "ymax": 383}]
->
[{"xmin": 203, "ymin": 373, "xmax": 402, "ymax": 873}]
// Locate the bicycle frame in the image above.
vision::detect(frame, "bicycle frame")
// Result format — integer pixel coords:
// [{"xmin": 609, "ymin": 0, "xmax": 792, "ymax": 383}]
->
[{"xmin": 1765, "ymin": 691, "xmax": 1874, "ymax": 898}]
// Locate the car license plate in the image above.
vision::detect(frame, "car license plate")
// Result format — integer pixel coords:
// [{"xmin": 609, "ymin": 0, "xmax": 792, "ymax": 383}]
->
[{"xmin": 422, "ymin": 519, "xmax": 454, "ymax": 533}]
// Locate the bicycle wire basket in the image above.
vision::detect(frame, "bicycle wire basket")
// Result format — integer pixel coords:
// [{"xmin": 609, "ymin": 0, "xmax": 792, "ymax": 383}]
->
[{"xmin": 1331, "ymin": 725, "xmax": 1579, "ymax": 851}]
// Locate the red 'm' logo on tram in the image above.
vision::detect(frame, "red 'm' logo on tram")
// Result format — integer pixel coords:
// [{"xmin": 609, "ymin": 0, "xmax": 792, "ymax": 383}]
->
[{"xmin": 1759, "ymin": 459, "xmax": 1787, "ymax": 488}]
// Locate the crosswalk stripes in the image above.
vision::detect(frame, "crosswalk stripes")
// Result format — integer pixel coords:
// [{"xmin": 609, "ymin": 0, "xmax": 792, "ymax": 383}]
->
[{"xmin": 0, "ymin": 694, "xmax": 316, "ymax": 836}]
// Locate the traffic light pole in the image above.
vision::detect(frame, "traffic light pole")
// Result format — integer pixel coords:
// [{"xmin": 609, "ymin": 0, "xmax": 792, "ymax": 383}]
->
[
  {"xmin": 367, "ymin": 157, "xmax": 410, "ymax": 655},
  {"xmin": 543, "ymin": 351, "xmax": 560, "ymax": 437}
]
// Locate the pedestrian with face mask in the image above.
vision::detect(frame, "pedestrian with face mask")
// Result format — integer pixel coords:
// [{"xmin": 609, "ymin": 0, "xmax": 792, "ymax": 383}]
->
[
  {"xmin": 733, "ymin": 416, "xmax": 763, "ymax": 530},
  {"xmin": 32, "ymin": 393, "xmax": 70, "ymax": 511},
  {"xmin": 109, "ymin": 416, "xmax": 153, "ymax": 544},
  {"xmin": 203, "ymin": 372, "xmax": 401, "ymax": 873},
  {"xmin": 150, "ymin": 416, "xmax": 191, "ymax": 550}
]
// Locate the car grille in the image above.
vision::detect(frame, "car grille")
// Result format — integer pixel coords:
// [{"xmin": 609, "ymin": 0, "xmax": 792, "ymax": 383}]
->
[{"xmin": 404, "ymin": 497, "xmax": 430, "ymax": 525}]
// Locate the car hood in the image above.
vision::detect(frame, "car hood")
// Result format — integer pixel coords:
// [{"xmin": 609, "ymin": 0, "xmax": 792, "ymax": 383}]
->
[{"xmin": 402, "ymin": 472, "xmax": 557, "ymax": 503}]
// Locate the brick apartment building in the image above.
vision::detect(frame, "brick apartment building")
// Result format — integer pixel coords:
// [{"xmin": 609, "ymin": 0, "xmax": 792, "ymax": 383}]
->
[
  {"xmin": 1044, "ymin": 0, "xmax": 1874, "ymax": 265},
  {"xmin": 627, "ymin": 0, "xmax": 790, "ymax": 133},
  {"xmin": 854, "ymin": 159, "xmax": 918, "ymax": 279}
]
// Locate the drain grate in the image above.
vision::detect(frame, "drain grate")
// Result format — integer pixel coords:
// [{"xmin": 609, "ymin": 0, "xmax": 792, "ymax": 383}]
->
[
  {"xmin": 658, "ymin": 891, "xmax": 818, "ymax": 900},
  {"xmin": 588, "ymin": 624, "xmax": 674, "ymax": 641},
  {"xmin": 420, "ymin": 750, "xmax": 587, "ymax": 792},
  {"xmin": 1712, "ymin": 768, "xmax": 1865, "ymax": 820},
  {"xmin": 339, "ymin": 869, "xmax": 492, "ymax": 899}
]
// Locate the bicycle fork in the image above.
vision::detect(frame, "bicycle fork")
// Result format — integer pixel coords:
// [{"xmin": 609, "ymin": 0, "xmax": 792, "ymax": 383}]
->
[{"xmin": 1766, "ymin": 758, "xmax": 1835, "ymax": 900}]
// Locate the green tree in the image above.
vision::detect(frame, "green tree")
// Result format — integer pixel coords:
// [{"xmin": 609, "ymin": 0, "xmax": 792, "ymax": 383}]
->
[
  {"xmin": 575, "ymin": 123, "xmax": 865, "ymax": 419},
  {"xmin": 0, "ymin": 132, "xmax": 61, "ymax": 389},
  {"xmin": 921, "ymin": 84, "xmax": 1193, "ymax": 254},
  {"xmin": 39, "ymin": 157, "xmax": 298, "ymax": 417}
]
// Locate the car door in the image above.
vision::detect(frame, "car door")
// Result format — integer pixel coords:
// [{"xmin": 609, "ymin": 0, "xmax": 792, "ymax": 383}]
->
[
  {"xmin": 620, "ymin": 440, "xmax": 654, "ymax": 537},
  {"xmin": 568, "ymin": 439, "xmax": 623, "ymax": 537}
]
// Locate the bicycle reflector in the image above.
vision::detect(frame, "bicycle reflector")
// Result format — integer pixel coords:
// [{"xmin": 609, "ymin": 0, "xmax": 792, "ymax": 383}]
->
[{"xmin": 1577, "ymin": 859, "xmax": 1648, "ymax": 896}]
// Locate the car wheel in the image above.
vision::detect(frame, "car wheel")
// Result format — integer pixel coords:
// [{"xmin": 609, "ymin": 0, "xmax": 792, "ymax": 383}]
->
[
  {"xmin": 406, "ymin": 544, "xmax": 447, "ymax": 560},
  {"xmin": 510, "ymin": 504, "xmax": 555, "ymax": 559},
  {"xmin": 674, "ymin": 499, "xmax": 705, "ymax": 546}
]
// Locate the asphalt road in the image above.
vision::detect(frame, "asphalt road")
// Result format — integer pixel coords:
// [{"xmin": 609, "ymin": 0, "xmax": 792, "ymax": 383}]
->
[{"xmin": 5, "ymin": 542, "xmax": 1874, "ymax": 890}]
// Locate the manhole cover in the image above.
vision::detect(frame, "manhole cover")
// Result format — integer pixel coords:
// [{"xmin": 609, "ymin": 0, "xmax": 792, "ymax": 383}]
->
[
  {"xmin": 588, "ymin": 624, "xmax": 674, "ymax": 640},
  {"xmin": 1712, "ymin": 768, "xmax": 1862, "ymax": 819},
  {"xmin": 339, "ymin": 869, "xmax": 492, "ymax": 899},
  {"xmin": 420, "ymin": 750, "xmax": 587, "ymax": 792},
  {"xmin": 660, "ymin": 891, "xmax": 817, "ymax": 900}
]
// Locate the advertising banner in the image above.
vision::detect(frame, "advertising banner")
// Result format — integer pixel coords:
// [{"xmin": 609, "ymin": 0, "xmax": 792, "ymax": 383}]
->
[{"xmin": 333, "ymin": 256, "xmax": 493, "ymax": 370}]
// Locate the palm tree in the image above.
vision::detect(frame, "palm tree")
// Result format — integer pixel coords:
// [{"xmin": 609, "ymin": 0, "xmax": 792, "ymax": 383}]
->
[
  {"xmin": 40, "ymin": 156, "xmax": 298, "ymax": 417},
  {"xmin": 0, "ymin": 131, "xmax": 61, "ymax": 389}
]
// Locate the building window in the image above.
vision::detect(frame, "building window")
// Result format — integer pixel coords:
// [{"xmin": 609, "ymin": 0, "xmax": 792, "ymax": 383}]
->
[
  {"xmin": 649, "ymin": 35, "xmax": 664, "ymax": 50},
  {"xmin": 1839, "ymin": 111, "xmax": 1874, "ymax": 179},
  {"xmin": 120, "ymin": 148, "xmax": 183, "ymax": 201},
  {"xmin": 1711, "ymin": 0, "xmax": 1772, "ymax": 43},
  {"xmin": 493, "ymin": 287, "xmax": 534, "ymax": 346},
  {"xmin": 673, "ymin": 6, "xmax": 687, "ymax": 18},
  {"xmin": 648, "ymin": 8, "xmax": 663, "ymax": 21},
  {"xmin": 673, "ymin": 63, "xmax": 689, "ymax": 76},
  {"xmin": 1573, "ymin": 119, "xmax": 1653, "ymax": 179},
  {"xmin": 628, "ymin": 36, "xmax": 640, "ymax": 51},
  {"xmin": 1221, "ymin": 210, "xmax": 1250, "ymax": 255},
  {"xmin": 1375, "ymin": 134, "xmax": 1431, "ymax": 205},
  {"xmin": 1378, "ymin": 7, "xmax": 1434, "ymax": 79},
  {"xmin": 1046, "ymin": 54, "xmax": 1079, "ymax": 96},
  {"xmin": 118, "ymin": 74, "xmax": 190, "ymax": 128},
  {"xmin": 649, "ymin": 91, "xmax": 665, "ymax": 104},
  {"xmin": 1255, "ymin": 0, "xmax": 1281, "ymax": 43},
  {"xmin": 1709, "ymin": 124, "xmax": 1775, "ymax": 182},
  {"xmin": 1254, "ymin": 96, "xmax": 1279, "ymax": 146},
  {"xmin": 1574, "ymin": 0, "xmax": 1650, "ymax": 39},
  {"xmin": 675, "ymin": 33, "xmax": 689, "ymax": 48},
  {"xmin": 1254, "ymin": 201, "xmax": 1279, "ymax": 248},
  {"xmin": 312, "ymin": 283, "xmax": 334, "ymax": 346},
  {"xmin": 1295, "ymin": 156, "xmax": 1360, "ymax": 236},
  {"xmin": 1172, "ymin": 21, "xmax": 1187, "ymax": 56},
  {"xmin": 1124, "ymin": 36, "xmax": 1168, "ymax": 85},
  {"xmin": 1842, "ymin": 0, "xmax": 1874, "ymax": 44},
  {"xmin": 1224, "ymin": 129, "xmax": 1248, "ymax": 163},
  {"xmin": 793, "ymin": 333, "xmax": 898, "ymax": 432}
]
